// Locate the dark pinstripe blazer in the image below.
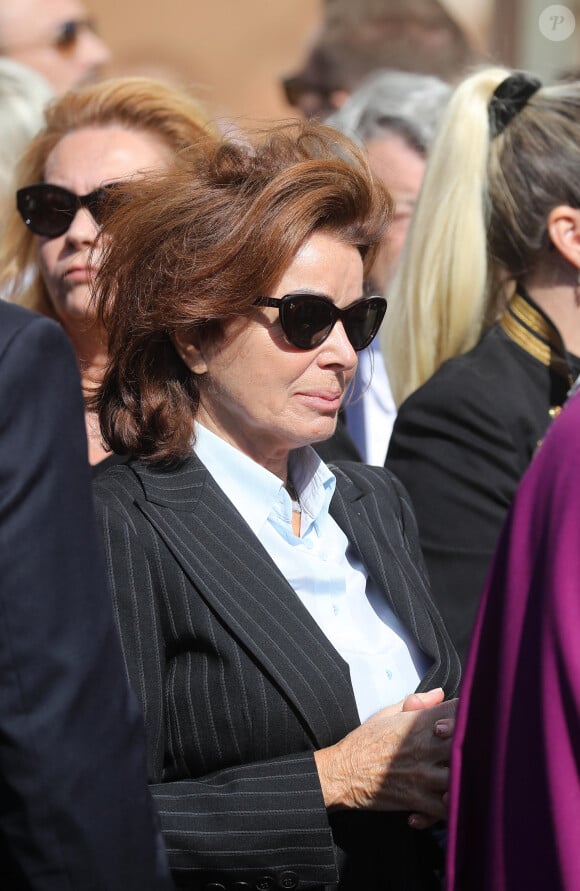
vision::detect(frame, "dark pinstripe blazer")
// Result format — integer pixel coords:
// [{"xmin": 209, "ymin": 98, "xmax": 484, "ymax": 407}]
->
[{"xmin": 94, "ymin": 455, "xmax": 460, "ymax": 891}]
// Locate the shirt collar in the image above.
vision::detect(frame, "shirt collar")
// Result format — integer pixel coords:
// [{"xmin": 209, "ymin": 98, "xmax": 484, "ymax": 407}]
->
[
  {"xmin": 193, "ymin": 423, "xmax": 336, "ymax": 537},
  {"xmin": 288, "ymin": 446, "xmax": 336, "ymax": 534}
]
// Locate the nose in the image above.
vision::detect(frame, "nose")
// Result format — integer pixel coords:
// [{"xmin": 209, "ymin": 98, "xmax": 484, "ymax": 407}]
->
[
  {"xmin": 65, "ymin": 206, "xmax": 100, "ymax": 246},
  {"xmin": 317, "ymin": 320, "xmax": 358, "ymax": 372},
  {"xmin": 78, "ymin": 27, "xmax": 111, "ymax": 74}
]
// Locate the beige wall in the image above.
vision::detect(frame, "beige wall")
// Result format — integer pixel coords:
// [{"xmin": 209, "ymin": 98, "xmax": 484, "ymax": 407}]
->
[
  {"xmin": 90, "ymin": 0, "xmax": 322, "ymax": 126},
  {"xmin": 89, "ymin": 0, "xmax": 495, "ymax": 126}
]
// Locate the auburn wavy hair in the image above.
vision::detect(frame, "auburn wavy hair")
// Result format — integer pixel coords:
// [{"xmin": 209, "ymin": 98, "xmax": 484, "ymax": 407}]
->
[{"xmin": 93, "ymin": 121, "xmax": 392, "ymax": 464}]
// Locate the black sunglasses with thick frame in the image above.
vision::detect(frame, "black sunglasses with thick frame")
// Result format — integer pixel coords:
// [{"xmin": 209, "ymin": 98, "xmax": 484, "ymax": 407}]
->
[
  {"xmin": 16, "ymin": 182, "xmax": 117, "ymax": 238},
  {"xmin": 254, "ymin": 292, "xmax": 387, "ymax": 351}
]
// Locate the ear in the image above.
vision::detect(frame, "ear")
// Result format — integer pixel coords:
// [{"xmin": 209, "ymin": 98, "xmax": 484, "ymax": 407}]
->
[
  {"xmin": 171, "ymin": 328, "xmax": 208, "ymax": 375},
  {"xmin": 546, "ymin": 205, "xmax": 580, "ymax": 269}
]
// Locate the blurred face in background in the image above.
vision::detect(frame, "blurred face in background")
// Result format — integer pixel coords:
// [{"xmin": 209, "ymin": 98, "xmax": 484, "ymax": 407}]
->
[
  {"xmin": 0, "ymin": 0, "xmax": 110, "ymax": 93},
  {"xmin": 365, "ymin": 132, "xmax": 426, "ymax": 293},
  {"xmin": 37, "ymin": 125, "xmax": 172, "ymax": 330}
]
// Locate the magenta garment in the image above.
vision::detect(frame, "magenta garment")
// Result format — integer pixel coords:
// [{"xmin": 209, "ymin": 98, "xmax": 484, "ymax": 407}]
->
[{"xmin": 447, "ymin": 391, "xmax": 580, "ymax": 891}]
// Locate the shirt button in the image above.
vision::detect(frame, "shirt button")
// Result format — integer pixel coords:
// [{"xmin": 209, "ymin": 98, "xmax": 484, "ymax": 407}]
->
[
  {"xmin": 385, "ymin": 669, "xmax": 393, "ymax": 680},
  {"xmin": 279, "ymin": 871, "xmax": 299, "ymax": 889},
  {"xmin": 255, "ymin": 877, "xmax": 276, "ymax": 891}
]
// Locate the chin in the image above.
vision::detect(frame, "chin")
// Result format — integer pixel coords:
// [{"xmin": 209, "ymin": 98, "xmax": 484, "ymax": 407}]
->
[
  {"xmin": 306, "ymin": 418, "xmax": 339, "ymax": 446},
  {"xmin": 62, "ymin": 297, "xmax": 97, "ymax": 322}
]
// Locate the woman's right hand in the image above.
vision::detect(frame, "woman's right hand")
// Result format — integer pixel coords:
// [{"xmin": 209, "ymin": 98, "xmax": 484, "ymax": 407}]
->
[{"xmin": 314, "ymin": 689, "xmax": 456, "ymax": 824}]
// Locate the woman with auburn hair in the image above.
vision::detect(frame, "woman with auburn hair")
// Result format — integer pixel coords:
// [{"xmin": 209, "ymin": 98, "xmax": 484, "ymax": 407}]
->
[
  {"xmin": 1, "ymin": 75, "xmax": 215, "ymax": 469},
  {"xmin": 384, "ymin": 67, "xmax": 580, "ymax": 664},
  {"xmin": 92, "ymin": 121, "xmax": 460, "ymax": 891}
]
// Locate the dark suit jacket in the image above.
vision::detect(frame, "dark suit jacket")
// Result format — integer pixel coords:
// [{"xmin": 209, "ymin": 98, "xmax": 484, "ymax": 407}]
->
[
  {"xmin": 94, "ymin": 454, "xmax": 460, "ymax": 891},
  {"xmin": 0, "ymin": 302, "xmax": 171, "ymax": 890},
  {"xmin": 387, "ymin": 295, "xmax": 579, "ymax": 665}
]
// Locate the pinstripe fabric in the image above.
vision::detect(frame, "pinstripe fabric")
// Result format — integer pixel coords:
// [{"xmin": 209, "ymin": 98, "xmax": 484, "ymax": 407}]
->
[{"xmin": 94, "ymin": 456, "xmax": 460, "ymax": 891}]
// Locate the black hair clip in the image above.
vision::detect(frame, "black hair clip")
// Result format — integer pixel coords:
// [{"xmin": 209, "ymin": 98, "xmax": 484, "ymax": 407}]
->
[{"xmin": 488, "ymin": 72, "xmax": 542, "ymax": 138}]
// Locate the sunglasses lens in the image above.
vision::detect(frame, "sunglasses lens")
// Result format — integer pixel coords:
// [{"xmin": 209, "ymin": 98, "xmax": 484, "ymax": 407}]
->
[
  {"xmin": 84, "ymin": 188, "xmax": 110, "ymax": 227},
  {"xmin": 281, "ymin": 297, "xmax": 334, "ymax": 349},
  {"xmin": 344, "ymin": 298, "xmax": 387, "ymax": 350},
  {"xmin": 17, "ymin": 184, "xmax": 115, "ymax": 237},
  {"xmin": 17, "ymin": 185, "xmax": 75, "ymax": 237}
]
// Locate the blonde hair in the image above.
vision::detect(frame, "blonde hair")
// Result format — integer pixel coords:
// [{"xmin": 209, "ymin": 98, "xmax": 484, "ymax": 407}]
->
[
  {"xmin": 384, "ymin": 65, "xmax": 580, "ymax": 406},
  {"xmin": 383, "ymin": 67, "xmax": 509, "ymax": 406},
  {"xmin": 0, "ymin": 76, "xmax": 215, "ymax": 317}
]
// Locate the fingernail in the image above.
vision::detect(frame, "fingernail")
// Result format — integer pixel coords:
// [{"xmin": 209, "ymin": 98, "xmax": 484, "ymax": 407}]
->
[
  {"xmin": 434, "ymin": 721, "xmax": 449, "ymax": 736},
  {"xmin": 418, "ymin": 687, "xmax": 443, "ymax": 700}
]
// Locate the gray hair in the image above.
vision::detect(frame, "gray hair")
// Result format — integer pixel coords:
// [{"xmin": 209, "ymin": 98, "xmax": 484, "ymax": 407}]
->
[{"xmin": 326, "ymin": 68, "xmax": 451, "ymax": 154}]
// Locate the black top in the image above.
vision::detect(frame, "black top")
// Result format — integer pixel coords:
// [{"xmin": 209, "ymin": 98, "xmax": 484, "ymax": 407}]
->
[{"xmin": 386, "ymin": 290, "xmax": 580, "ymax": 664}]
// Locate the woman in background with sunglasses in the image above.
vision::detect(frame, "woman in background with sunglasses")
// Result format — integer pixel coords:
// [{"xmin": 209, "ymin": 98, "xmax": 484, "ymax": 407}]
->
[
  {"xmin": 0, "ymin": 75, "xmax": 214, "ymax": 469},
  {"xmin": 92, "ymin": 121, "xmax": 460, "ymax": 891}
]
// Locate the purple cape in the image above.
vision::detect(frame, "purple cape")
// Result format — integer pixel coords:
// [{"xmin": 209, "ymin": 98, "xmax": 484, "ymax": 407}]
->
[{"xmin": 447, "ymin": 392, "xmax": 580, "ymax": 890}]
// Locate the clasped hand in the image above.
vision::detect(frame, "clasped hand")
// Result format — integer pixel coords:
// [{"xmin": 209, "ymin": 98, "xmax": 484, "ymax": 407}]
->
[{"xmin": 314, "ymin": 688, "xmax": 457, "ymax": 829}]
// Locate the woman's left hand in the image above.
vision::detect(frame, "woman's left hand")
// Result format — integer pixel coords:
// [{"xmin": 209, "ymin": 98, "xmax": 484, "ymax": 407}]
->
[{"xmin": 404, "ymin": 696, "xmax": 456, "ymax": 830}]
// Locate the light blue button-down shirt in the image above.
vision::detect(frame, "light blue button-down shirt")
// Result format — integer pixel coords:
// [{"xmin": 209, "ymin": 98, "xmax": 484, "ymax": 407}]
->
[
  {"xmin": 344, "ymin": 339, "xmax": 397, "ymax": 465},
  {"xmin": 194, "ymin": 424, "xmax": 431, "ymax": 722}
]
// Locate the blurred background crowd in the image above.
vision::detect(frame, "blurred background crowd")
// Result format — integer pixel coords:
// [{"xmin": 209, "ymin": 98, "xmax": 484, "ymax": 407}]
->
[
  {"xmin": 77, "ymin": 0, "xmax": 580, "ymax": 123},
  {"xmin": 4, "ymin": 0, "xmax": 580, "ymax": 123}
]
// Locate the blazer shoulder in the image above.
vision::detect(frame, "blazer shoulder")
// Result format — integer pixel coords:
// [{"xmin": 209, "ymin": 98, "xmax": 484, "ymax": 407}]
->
[
  {"xmin": 93, "ymin": 461, "xmax": 146, "ymax": 512},
  {"xmin": 0, "ymin": 301, "xmax": 37, "ymax": 340},
  {"xmin": 402, "ymin": 325, "xmax": 531, "ymax": 411},
  {"xmin": 94, "ymin": 456, "xmax": 201, "ymax": 505},
  {"xmin": 0, "ymin": 303, "xmax": 69, "ymax": 360}
]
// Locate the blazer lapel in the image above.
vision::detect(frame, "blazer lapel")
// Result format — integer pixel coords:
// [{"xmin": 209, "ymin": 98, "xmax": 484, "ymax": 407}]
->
[
  {"xmin": 132, "ymin": 457, "xmax": 359, "ymax": 748},
  {"xmin": 329, "ymin": 467, "xmax": 450, "ymax": 690}
]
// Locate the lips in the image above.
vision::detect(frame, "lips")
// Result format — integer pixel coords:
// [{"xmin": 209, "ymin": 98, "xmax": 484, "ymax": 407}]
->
[
  {"xmin": 64, "ymin": 265, "xmax": 95, "ymax": 281},
  {"xmin": 296, "ymin": 389, "xmax": 344, "ymax": 410}
]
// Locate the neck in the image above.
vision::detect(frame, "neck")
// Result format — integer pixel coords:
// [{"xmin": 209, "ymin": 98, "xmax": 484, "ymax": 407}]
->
[
  {"xmin": 195, "ymin": 407, "xmax": 293, "ymax": 481},
  {"xmin": 61, "ymin": 318, "xmax": 108, "ymax": 392},
  {"xmin": 286, "ymin": 478, "xmax": 302, "ymax": 537},
  {"xmin": 61, "ymin": 318, "xmax": 110, "ymax": 465},
  {"xmin": 85, "ymin": 410, "xmax": 111, "ymax": 465},
  {"xmin": 524, "ymin": 280, "xmax": 580, "ymax": 356}
]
